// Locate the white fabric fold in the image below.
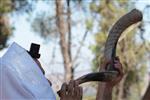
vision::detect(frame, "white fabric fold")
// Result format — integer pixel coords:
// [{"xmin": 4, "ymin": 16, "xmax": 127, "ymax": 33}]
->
[{"xmin": 0, "ymin": 42, "xmax": 56, "ymax": 100}]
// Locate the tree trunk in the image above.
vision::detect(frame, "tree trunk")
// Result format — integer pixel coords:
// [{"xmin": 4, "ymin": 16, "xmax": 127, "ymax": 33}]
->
[
  {"xmin": 67, "ymin": 0, "xmax": 74, "ymax": 79},
  {"xmin": 56, "ymin": 0, "xmax": 73, "ymax": 82}
]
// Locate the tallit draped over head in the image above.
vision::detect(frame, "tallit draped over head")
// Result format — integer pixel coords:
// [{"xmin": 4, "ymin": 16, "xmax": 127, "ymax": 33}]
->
[{"xmin": 0, "ymin": 42, "xmax": 56, "ymax": 100}]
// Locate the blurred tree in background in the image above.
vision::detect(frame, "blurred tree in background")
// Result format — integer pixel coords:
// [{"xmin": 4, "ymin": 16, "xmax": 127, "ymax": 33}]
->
[
  {"xmin": 32, "ymin": 0, "xmax": 91, "ymax": 82},
  {"xmin": 1, "ymin": 0, "xmax": 150, "ymax": 99},
  {"xmin": 0, "ymin": 0, "xmax": 13, "ymax": 49},
  {"xmin": 32, "ymin": 0, "xmax": 74, "ymax": 82},
  {"xmin": 90, "ymin": 0, "xmax": 150, "ymax": 100},
  {"xmin": 0, "ymin": 0, "xmax": 34, "ymax": 50}
]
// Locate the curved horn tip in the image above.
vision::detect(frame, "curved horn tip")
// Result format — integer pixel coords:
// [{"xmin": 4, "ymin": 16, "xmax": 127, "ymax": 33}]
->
[{"xmin": 131, "ymin": 8, "xmax": 143, "ymax": 21}]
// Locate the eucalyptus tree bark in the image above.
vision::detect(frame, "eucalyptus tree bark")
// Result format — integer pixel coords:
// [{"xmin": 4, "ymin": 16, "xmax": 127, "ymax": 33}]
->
[{"xmin": 56, "ymin": 0, "xmax": 73, "ymax": 81}]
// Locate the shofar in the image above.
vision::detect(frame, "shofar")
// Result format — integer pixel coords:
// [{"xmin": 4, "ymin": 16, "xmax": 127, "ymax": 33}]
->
[{"xmin": 75, "ymin": 9, "xmax": 143, "ymax": 85}]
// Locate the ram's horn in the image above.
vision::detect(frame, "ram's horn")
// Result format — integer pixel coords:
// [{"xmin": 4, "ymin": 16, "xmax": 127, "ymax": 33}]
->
[{"xmin": 75, "ymin": 9, "xmax": 142, "ymax": 85}]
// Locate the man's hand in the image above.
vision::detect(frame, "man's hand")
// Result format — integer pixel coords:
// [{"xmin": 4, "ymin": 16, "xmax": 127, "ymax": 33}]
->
[
  {"xmin": 107, "ymin": 57, "xmax": 123, "ymax": 88},
  {"xmin": 96, "ymin": 57, "xmax": 123, "ymax": 100},
  {"xmin": 58, "ymin": 80, "xmax": 83, "ymax": 100}
]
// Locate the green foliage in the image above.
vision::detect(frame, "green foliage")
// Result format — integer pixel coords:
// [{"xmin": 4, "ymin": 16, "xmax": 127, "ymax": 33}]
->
[
  {"xmin": 85, "ymin": 19, "xmax": 93, "ymax": 31},
  {"xmin": 31, "ymin": 13, "xmax": 57, "ymax": 39},
  {"xmin": 90, "ymin": 0, "xmax": 150, "ymax": 100},
  {"xmin": 0, "ymin": 0, "xmax": 12, "ymax": 14},
  {"xmin": 0, "ymin": 0, "xmax": 32, "ymax": 14}
]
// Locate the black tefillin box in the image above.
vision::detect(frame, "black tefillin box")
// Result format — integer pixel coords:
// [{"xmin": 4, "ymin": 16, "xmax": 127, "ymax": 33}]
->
[{"xmin": 28, "ymin": 43, "xmax": 41, "ymax": 59}]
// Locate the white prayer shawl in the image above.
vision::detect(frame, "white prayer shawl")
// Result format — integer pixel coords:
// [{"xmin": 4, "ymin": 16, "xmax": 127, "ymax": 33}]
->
[{"xmin": 0, "ymin": 42, "xmax": 56, "ymax": 100}]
